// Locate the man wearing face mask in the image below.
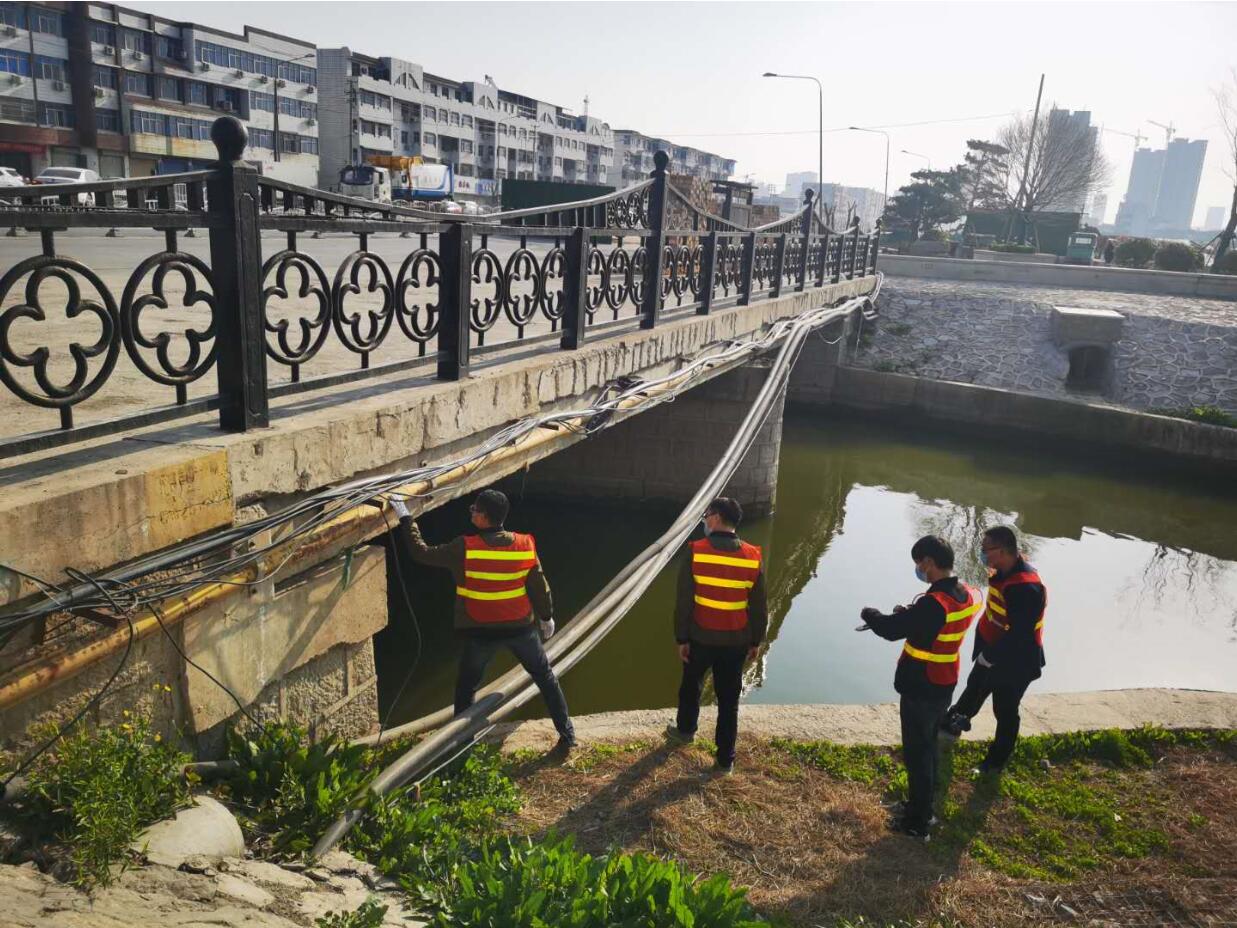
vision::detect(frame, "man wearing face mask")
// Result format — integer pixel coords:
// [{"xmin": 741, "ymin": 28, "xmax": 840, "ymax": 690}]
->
[
  {"xmin": 941, "ymin": 525, "xmax": 1046, "ymax": 775},
  {"xmin": 859, "ymin": 535, "xmax": 983, "ymax": 838},
  {"xmin": 389, "ymin": 489, "xmax": 575, "ymax": 751},
  {"xmin": 666, "ymin": 497, "xmax": 767, "ymax": 775}
]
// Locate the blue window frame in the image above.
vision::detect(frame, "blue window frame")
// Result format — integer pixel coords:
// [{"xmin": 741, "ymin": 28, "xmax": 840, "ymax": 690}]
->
[
  {"xmin": 155, "ymin": 36, "xmax": 182, "ymax": 60},
  {"xmin": 0, "ymin": 5, "xmax": 26, "ymax": 29},
  {"xmin": 125, "ymin": 72, "xmax": 151, "ymax": 96},
  {"xmin": 91, "ymin": 22, "xmax": 115, "ymax": 45},
  {"xmin": 38, "ymin": 103, "xmax": 74, "ymax": 128},
  {"xmin": 155, "ymin": 75, "xmax": 179, "ymax": 101},
  {"xmin": 95, "ymin": 109, "xmax": 121, "ymax": 133},
  {"xmin": 250, "ymin": 91, "xmax": 274, "ymax": 112},
  {"xmin": 248, "ymin": 128, "xmax": 274, "ymax": 150},
  {"xmin": 31, "ymin": 7, "xmax": 62, "ymax": 36},
  {"xmin": 92, "ymin": 65, "xmax": 117, "ymax": 88},
  {"xmin": 184, "ymin": 81, "xmax": 209, "ymax": 106},
  {"xmin": 0, "ymin": 50, "xmax": 30, "ymax": 76},
  {"xmin": 35, "ymin": 55, "xmax": 67, "ymax": 81}
]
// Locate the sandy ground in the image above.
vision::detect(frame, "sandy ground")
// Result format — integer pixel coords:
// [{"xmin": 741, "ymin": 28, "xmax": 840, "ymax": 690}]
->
[{"xmin": 491, "ymin": 687, "xmax": 1237, "ymax": 752}]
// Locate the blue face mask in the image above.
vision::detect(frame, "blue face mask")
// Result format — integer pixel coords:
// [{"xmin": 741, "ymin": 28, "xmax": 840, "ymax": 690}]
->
[{"xmin": 915, "ymin": 566, "xmax": 928, "ymax": 583}]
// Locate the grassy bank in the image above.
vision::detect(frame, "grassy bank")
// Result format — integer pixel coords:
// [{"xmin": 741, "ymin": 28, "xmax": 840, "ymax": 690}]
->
[{"xmin": 5, "ymin": 719, "xmax": 1234, "ymax": 926}]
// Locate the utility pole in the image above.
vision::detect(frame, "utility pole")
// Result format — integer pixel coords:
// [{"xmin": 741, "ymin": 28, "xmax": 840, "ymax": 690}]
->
[{"xmin": 1007, "ymin": 73, "xmax": 1044, "ymax": 244}]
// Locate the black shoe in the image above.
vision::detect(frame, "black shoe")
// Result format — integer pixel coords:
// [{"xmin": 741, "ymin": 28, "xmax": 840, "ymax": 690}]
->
[
  {"xmin": 664, "ymin": 724, "xmax": 694, "ymax": 744},
  {"xmin": 888, "ymin": 815, "xmax": 934, "ymax": 839},
  {"xmin": 939, "ymin": 712, "xmax": 971, "ymax": 739},
  {"xmin": 555, "ymin": 733, "xmax": 577, "ymax": 752},
  {"xmin": 713, "ymin": 759, "xmax": 734, "ymax": 777}
]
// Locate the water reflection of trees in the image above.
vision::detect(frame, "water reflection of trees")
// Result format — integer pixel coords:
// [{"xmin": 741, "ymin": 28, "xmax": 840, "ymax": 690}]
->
[
  {"xmin": 1126, "ymin": 542, "xmax": 1237, "ymax": 640},
  {"xmin": 909, "ymin": 499, "xmax": 1032, "ymax": 588}
]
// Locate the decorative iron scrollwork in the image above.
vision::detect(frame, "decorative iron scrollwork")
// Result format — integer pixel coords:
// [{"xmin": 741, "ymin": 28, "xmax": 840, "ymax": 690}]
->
[
  {"xmin": 0, "ymin": 255, "xmax": 120, "ymax": 412},
  {"xmin": 262, "ymin": 249, "xmax": 331, "ymax": 369},
  {"xmin": 537, "ymin": 247, "xmax": 566, "ymax": 325},
  {"xmin": 501, "ymin": 247, "xmax": 541, "ymax": 333},
  {"xmin": 333, "ymin": 250, "xmax": 395, "ymax": 357},
  {"xmin": 120, "ymin": 252, "xmax": 217, "ymax": 391},
  {"xmin": 395, "ymin": 248, "xmax": 440, "ymax": 349}
]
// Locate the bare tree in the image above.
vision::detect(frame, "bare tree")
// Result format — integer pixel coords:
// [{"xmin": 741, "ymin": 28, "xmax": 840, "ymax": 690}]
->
[
  {"xmin": 1211, "ymin": 68, "xmax": 1237, "ymax": 269},
  {"xmin": 997, "ymin": 107, "xmax": 1110, "ymax": 242}
]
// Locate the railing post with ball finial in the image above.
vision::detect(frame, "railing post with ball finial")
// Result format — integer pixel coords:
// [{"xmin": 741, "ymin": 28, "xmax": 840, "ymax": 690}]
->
[{"xmin": 207, "ymin": 115, "xmax": 269, "ymax": 430}]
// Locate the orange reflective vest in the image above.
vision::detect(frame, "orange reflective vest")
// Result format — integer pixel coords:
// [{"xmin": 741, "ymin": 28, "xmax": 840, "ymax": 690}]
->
[
  {"xmin": 456, "ymin": 533, "xmax": 537, "ymax": 625},
  {"xmin": 900, "ymin": 585, "xmax": 983, "ymax": 686},
  {"xmin": 977, "ymin": 567, "xmax": 1046, "ymax": 648},
  {"xmin": 690, "ymin": 537, "xmax": 762, "ymax": 634}
]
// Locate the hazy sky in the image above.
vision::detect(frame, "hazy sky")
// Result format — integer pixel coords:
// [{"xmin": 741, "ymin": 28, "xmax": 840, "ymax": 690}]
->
[{"xmin": 144, "ymin": 1, "xmax": 1237, "ymax": 227}]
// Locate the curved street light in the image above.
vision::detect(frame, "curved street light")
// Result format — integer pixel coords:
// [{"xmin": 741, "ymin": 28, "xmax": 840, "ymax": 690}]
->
[
  {"xmin": 762, "ymin": 72, "xmax": 822, "ymax": 206},
  {"xmin": 848, "ymin": 125, "xmax": 889, "ymax": 212}
]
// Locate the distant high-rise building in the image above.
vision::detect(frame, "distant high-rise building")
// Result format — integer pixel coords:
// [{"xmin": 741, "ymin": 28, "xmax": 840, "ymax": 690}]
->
[
  {"xmin": 1044, "ymin": 108, "xmax": 1099, "ymax": 213},
  {"xmin": 1086, "ymin": 192, "xmax": 1108, "ymax": 227},
  {"xmin": 1154, "ymin": 138, "xmax": 1207, "ymax": 230},
  {"xmin": 1114, "ymin": 138, "xmax": 1207, "ymax": 235},
  {"xmin": 1205, "ymin": 205, "xmax": 1229, "ymax": 229},
  {"xmin": 784, "ymin": 170, "xmax": 818, "ymax": 198}
]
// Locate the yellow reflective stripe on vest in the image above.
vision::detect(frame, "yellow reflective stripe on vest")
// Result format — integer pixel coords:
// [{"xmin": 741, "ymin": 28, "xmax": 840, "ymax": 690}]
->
[
  {"xmin": 694, "ymin": 594, "xmax": 749, "ymax": 611},
  {"xmin": 946, "ymin": 601, "xmax": 981, "ymax": 622},
  {"xmin": 987, "ymin": 599, "xmax": 1007, "ymax": 617},
  {"xmin": 935, "ymin": 631, "xmax": 968, "ymax": 642},
  {"xmin": 1034, "ymin": 619, "xmax": 1044, "ymax": 630},
  {"xmin": 902, "ymin": 643, "xmax": 958, "ymax": 663},
  {"xmin": 693, "ymin": 574, "xmax": 755, "ymax": 590},
  {"xmin": 464, "ymin": 569, "xmax": 531, "ymax": 581},
  {"xmin": 455, "ymin": 586, "xmax": 527, "ymax": 601},
  {"xmin": 987, "ymin": 586, "xmax": 1004, "ymax": 602},
  {"xmin": 465, "ymin": 549, "xmax": 536, "ymax": 561},
  {"xmin": 692, "ymin": 552, "xmax": 760, "ymax": 569}
]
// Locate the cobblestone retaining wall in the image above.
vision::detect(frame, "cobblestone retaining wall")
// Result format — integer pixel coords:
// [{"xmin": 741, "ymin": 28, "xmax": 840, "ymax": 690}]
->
[{"xmin": 857, "ymin": 278, "xmax": 1237, "ymax": 414}]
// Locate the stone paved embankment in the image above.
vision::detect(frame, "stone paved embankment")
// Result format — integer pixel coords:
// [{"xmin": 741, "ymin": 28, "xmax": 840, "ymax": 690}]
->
[{"xmin": 856, "ymin": 278, "xmax": 1237, "ymax": 413}]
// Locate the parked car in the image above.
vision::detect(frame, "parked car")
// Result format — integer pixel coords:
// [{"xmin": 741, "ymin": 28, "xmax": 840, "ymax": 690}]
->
[
  {"xmin": 32, "ymin": 167, "xmax": 99, "ymax": 206},
  {"xmin": 0, "ymin": 166, "xmax": 26, "ymax": 187}
]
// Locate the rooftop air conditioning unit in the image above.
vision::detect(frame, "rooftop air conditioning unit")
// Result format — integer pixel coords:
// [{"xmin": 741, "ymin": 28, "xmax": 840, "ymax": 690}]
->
[
  {"xmin": 305, "ymin": 117, "xmax": 316, "ymax": 126},
  {"xmin": 132, "ymin": 50, "xmax": 143, "ymax": 61},
  {"xmin": 3, "ymin": 25, "xmax": 17, "ymax": 36},
  {"xmin": 305, "ymin": 85, "xmax": 315, "ymax": 94},
  {"xmin": 275, "ymin": 79, "xmax": 285, "ymax": 88},
  {"xmin": 258, "ymin": 74, "xmax": 268, "ymax": 83},
  {"xmin": 233, "ymin": 68, "xmax": 244, "ymax": 78},
  {"xmin": 103, "ymin": 44, "xmax": 114, "ymax": 55},
  {"xmin": 8, "ymin": 74, "xmax": 20, "ymax": 85},
  {"xmin": 198, "ymin": 61, "xmax": 209, "ymax": 72}
]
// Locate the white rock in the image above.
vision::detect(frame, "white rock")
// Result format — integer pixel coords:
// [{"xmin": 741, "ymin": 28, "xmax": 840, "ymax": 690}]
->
[
  {"xmin": 134, "ymin": 795, "xmax": 245, "ymax": 869},
  {"xmin": 215, "ymin": 873, "xmax": 275, "ymax": 908}
]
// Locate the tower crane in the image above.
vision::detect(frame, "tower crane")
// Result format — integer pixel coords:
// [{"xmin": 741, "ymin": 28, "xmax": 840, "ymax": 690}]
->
[
  {"xmin": 1100, "ymin": 125, "xmax": 1147, "ymax": 151},
  {"xmin": 1149, "ymin": 120, "xmax": 1176, "ymax": 146}
]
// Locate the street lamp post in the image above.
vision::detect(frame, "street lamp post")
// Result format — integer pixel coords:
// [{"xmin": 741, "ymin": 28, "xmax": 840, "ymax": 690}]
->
[
  {"xmin": 901, "ymin": 149, "xmax": 931, "ymax": 171},
  {"xmin": 848, "ymin": 125, "xmax": 889, "ymax": 213},
  {"xmin": 762, "ymin": 72, "xmax": 822, "ymax": 206}
]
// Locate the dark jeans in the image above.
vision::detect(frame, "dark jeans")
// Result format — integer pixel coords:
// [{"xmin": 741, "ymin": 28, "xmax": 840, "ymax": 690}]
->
[
  {"xmin": 950, "ymin": 663, "xmax": 1033, "ymax": 769},
  {"xmin": 676, "ymin": 641, "xmax": 746, "ymax": 766},
  {"xmin": 454, "ymin": 627, "xmax": 574, "ymax": 739},
  {"xmin": 900, "ymin": 690, "xmax": 952, "ymax": 829}
]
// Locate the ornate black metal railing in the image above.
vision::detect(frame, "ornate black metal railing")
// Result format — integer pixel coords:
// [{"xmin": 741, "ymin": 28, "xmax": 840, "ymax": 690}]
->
[{"xmin": 0, "ymin": 118, "xmax": 878, "ymax": 458}]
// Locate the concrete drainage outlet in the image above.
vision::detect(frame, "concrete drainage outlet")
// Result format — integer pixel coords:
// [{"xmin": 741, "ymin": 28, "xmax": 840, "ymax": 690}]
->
[{"xmin": 1051, "ymin": 305, "xmax": 1125, "ymax": 396}]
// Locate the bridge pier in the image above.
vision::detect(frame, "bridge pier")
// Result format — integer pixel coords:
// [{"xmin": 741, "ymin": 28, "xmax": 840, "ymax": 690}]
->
[{"xmin": 516, "ymin": 362, "xmax": 786, "ymax": 517}]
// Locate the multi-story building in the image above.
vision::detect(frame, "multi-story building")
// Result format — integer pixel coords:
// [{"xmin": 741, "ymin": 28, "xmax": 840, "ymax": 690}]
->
[
  {"xmin": 612, "ymin": 129, "xmax": 735, "ymax": 189},
  {"xmin": 783, "ymin": 170, "xmax": 817, "ymax": 199},
  {"xmin": 1114, "ymin": 138, "xmax": 1208, "ymax": 235},
  {"xmin": 1044, "ymin": 108, "xmax": 1099, "ymax": 214},
  {"xmin": 1205, "ymin": 205, "xmax": 1228, "ymax": 230},
  {"xmin": 1086, "ymin": 192, "xmax": 1108, "ymax": 227},
  {"xmin": 317, "ymin": 47, "xmax": 615, "ymax": 201},
  {"xmin": 0, "ymin": 2, "xmax": 319, "ymax": 183}
]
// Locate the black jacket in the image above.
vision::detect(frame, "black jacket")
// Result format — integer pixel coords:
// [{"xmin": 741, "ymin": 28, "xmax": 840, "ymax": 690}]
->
[
  {"xmin": 393, "ymin": 517, "xmax": 553, "ymax": 637},
  {"xmin": 866, "ymin": 577, "xmax": 968, "ymax": 697},
  {"xmin": 675, "ymin": 530, "xmax": 769, "ymax": 649},
  {"xmin": 975, "ymin": 557, "xmax": 1046, "ymax": 683}
]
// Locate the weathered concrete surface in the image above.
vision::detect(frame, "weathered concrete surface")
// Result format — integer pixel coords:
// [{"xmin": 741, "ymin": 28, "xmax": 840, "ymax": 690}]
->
[
  {"xmin": 824, "ymin": 367, "xmax": 1237, "ymax": 466},
  {"xmin": 516, "ymin": 361, "xmax": 787, "ymax": 516},
  {"xmin": 0, "ymin": 847, "xmax": 426, "ymax": 927},
  {"xmin": 492, "ymin": 688, "xmax": 1237, "ymax": 751},
  {"xmin": 879, "ymin": 252, "xmax": 1237, "ymax": 299},
  {"xmin": 182, "ymin": 546, "xmax": 386, "ymax": 735}
]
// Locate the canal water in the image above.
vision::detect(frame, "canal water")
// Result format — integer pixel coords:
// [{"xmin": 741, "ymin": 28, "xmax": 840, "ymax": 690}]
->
[{"xmin": 377, "ymin": 411, "xmax": 1237, "ymax": 725}]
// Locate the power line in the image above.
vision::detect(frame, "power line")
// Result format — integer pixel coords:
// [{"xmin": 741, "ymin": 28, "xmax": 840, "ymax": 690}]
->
[{"xmin": 637, "ymin": 111, "xmax": 1019, "ymax": 139}]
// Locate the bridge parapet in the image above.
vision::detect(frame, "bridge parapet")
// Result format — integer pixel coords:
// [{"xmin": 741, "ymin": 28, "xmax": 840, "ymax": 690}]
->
[{"xmin": 0, "ymin": 117, "xmax": 880, "ymax": 461}]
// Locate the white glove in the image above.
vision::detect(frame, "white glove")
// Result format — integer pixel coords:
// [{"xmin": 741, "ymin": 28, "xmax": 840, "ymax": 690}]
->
[
  {"xmin": 976, "ymin": 652, "xmax": 993, "ymax": 668},
  {"xmin": 539, "ymin": 619, "xmax": 556, "ymax": 641},
  {"xmin": 390, "ymin": 497, "xmax": 410, "ymax": 520}
]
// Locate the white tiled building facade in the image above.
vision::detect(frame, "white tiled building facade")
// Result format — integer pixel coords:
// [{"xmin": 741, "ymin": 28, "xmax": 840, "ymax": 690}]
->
[
  {"xmin": 0, "ymin": 1, "xmax": 318, "ymax": 183},
  {"xmin": 0, "ymin": 2, "xmax": 733, "ymax": 196}
]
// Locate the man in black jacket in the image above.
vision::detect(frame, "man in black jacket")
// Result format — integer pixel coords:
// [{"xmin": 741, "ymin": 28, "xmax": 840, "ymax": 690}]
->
[
  {"xmin": 667, "ymin": 497, "xmax": 768, "ymax": 775},
  {"xmin": 861, "ymin": 535, "xmax": 982, "ymax": 838},
  {"xmin": 941, "ymin": 525, "xmax": 1047, "ymax": 774}
]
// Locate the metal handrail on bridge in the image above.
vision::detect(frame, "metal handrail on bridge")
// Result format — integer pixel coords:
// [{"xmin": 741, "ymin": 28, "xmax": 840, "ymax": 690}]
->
[{"xmin": 0, "ymin": 117, "xmax": 880, "ymax": 460}]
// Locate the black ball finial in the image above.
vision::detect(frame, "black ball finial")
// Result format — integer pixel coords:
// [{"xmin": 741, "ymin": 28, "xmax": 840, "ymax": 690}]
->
[
  {"xmin": 653, "ymin": 150, "xmax": 670, "ymax": 171},
  {"xmin": 211, "ymin": 116, "xmax": 248, "ymax": 162}
]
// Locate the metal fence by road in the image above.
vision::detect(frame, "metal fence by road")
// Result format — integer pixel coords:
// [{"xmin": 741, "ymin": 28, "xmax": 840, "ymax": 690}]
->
[{"xmin": 0, "ymin": 116, "xmax": 879, "ymax": 458}]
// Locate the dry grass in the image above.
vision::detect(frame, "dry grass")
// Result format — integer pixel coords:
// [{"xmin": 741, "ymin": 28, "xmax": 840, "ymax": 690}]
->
[{"xmin": 506, "ymin": 737, "xmax": 1237, "ymax": 927}]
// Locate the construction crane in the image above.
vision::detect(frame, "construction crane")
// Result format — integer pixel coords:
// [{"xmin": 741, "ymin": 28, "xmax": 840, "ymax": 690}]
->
[
  {"xmin": 1149, "ymin": 120, "xmax": 1176, "ymax": 147},
  {"xmin": 1101, "ymin": 125, "xmax": 1147, "ymax": 151}
]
